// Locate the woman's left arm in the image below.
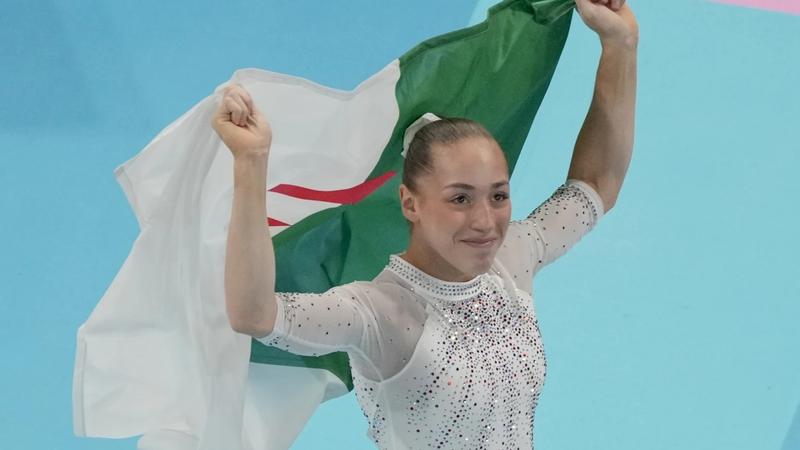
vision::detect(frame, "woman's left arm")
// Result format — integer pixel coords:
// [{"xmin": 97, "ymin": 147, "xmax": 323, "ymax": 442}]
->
[{"xmin": 566, "ymin": 0, "xmax": 639, "ymax": 212}]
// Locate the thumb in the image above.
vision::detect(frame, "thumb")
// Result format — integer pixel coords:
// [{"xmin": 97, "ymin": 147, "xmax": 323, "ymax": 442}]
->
[{"xmin": 211, "ymin": 93, "xmax": 231, "ymax": 123}]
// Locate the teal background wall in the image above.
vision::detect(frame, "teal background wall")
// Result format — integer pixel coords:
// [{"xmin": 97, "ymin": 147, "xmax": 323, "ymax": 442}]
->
[{"xmin": 1, "ymin": 1, "xmax": 797, "ymax": 449}]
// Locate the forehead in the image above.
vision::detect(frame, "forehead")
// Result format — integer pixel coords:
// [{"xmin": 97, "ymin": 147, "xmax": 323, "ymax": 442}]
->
[{"xmin": 426, "ymin": 137, "xmax": 509, "ymax": 189}]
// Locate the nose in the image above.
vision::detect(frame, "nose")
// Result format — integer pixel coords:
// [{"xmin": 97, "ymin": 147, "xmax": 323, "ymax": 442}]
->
[{"xmin": 470, "ymin": 199, "xmax": 493, "ymax": 232}]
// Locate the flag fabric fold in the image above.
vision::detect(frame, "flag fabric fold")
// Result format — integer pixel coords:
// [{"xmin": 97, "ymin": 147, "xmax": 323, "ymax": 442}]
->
[{"xmin": 72, "ymin": 1, "xmax": 576, "ymax": 448}]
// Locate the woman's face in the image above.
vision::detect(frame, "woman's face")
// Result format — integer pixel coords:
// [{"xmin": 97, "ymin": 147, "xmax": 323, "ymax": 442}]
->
[{"xmin": 400, "ymin": 136, "xmax": 512, "ymax": 281}]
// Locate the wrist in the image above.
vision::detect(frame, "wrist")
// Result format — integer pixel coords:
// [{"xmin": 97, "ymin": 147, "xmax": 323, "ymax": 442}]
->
[
  {"xmin": 233, "ymin": 151, "xmax": 269, "ymax": 180},
  {"xmin": 233, "ymin": 148, "xmax": 270, "ymax": 164},
  {"xmin": 600, "ymin": 32, "xmax": 639, "ymax": 52}
]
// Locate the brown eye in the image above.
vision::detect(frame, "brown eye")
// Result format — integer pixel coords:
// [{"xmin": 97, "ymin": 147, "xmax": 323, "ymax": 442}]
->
[
  {"xmin": 451, "ymin": 195, "xmax": 468, "ymax": 204},
  {"xmin": 494, "ymin": 192, "xmax": 509, "ymax": 202}
]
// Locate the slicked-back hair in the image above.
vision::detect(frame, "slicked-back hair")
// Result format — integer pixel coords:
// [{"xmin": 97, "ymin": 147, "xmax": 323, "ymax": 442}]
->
[{"xmin": 402, "ymin": 117, "xmax": 505, "ymax": 193}]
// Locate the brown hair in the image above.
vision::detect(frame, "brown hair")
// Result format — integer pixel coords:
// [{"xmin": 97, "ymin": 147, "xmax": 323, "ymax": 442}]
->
[{"xmin": 402, "ymin": 116, "xmax": 505, "ymax": 194}]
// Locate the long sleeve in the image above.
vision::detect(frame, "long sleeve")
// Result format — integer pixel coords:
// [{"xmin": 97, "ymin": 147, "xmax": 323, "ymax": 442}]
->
[
  {"xmin": 495, "ymin": 179, "xmax": 605, "ymax": 296},
  {"xmin": 255, "ymin": 281, "xmax": 383, "ymax": 361}
]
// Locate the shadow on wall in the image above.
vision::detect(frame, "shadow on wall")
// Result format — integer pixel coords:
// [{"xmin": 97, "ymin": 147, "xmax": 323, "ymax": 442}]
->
[{"xmin": 784, "ymin": 402, "xmax": 800, "ymax": 450}]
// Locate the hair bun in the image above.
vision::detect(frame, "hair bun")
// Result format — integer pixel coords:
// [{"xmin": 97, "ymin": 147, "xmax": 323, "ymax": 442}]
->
[{"xmin": 401, "ymin": 112, "xmax": 442, "ymax": 158}]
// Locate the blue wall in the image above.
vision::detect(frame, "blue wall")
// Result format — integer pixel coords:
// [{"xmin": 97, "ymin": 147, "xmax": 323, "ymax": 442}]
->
[{"xmin": 1, "ymin": 1, "xmax": 798, "ymax": 449}]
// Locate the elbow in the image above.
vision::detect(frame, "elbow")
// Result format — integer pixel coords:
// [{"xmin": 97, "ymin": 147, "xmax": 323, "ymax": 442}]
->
[
  {"xmin": 230, "ymin": 316, "xmax": 273, "ymax": 338},
  {"xmin": 227, "ymin": 294, "xmax": 276, "ymax": 338},
  {"xmin": 593, "ymin": 176, "xmax": 622, "ymax": 213},
  {"xmin": 232, "ymin": 322, "xmax": 273, "ymax": 339},
  {"xmin": 228, "ymin": 313, "xmax": 250, "ymax": 335},
  {"xmin": 574, "ymin": 176, "xmax": 616, "ymax": 214}
]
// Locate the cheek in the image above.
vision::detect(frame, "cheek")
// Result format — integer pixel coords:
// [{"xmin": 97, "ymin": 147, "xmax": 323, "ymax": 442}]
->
[
  {"xmin": 429, "ymin": 208, "xmax": 466, "ymax": 239},
  {"xmin": 431, "ymin": 212, "xmax": 457, "ymax": 234},
  {"xmin": 501, "ymin": 201, "xmax": 512, "ymax": 218},
  {"xmin": 495, "ymin": 206, "xmax": 512, "ymax": 231}
]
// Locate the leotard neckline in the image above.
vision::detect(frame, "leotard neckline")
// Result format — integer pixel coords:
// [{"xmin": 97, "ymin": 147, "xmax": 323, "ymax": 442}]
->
[{"xmin": 386, "ymin": 253, "xmax": 489, "ymax": 301}]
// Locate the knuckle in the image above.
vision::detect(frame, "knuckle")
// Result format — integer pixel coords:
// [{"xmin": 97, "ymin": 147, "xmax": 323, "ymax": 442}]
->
[{"xmin": 223, "ymin": 84, "xmax": 247, "ymax": 100}]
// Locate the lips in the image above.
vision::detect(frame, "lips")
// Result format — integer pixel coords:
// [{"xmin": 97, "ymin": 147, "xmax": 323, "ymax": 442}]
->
[{"xmin": 462, "ymin": 238, "xmax": 496, "ymax": 247}]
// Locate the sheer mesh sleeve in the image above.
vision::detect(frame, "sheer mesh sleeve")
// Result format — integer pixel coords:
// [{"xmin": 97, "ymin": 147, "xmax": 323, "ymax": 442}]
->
[
  {"xmin": 254, "ymin": 281, "xmax": 383, "ymax": 361},
  {"xmin": 494, "ymin": 179, "xmax": 605, "ymax": 295}
]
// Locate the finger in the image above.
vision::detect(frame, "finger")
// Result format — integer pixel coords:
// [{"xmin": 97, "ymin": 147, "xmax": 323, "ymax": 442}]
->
[
  {"xmin": 245, "ymin": 111, "xmax": 260, "ymax": 129},
  {"xmin": 229, "ymin": 84, "xmax": 250, "ymax": 105},
  {"xmin": 226, "ymin": 96, "xmax": 242, "ymax": 125},
  {"xmin": 225, "ymin": 97, "xmax": 244, "ymax": 126},
  {"xmin": 228, "ymin": 94, "xmax": 249, "ymax": 126},
  {"xmin": 224, "ymin": 85, "xmax": 251, "ymax": 124},
  {"xmin": 222, "ymin": 96, "xmax": 237, "ymax": 122},
  {"xmin": 239, "ymin": 88, "xmax": 256, "ymax": 115},
  {"xmin": 237, "ymin": 95, "xmax": 253, "ymax": 125},
  {"xmin": 244, "ymin": 99, "xmax": 257, "ymax": 124},
  {"xmin": 232, "ymin": 96, "xmax": 249, "ymax": 126}
]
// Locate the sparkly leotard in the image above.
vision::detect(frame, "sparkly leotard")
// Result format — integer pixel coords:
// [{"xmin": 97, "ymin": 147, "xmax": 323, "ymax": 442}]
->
[{"xmin": 256, "ymin": 179, "xmax": 605, "ymax": 449}]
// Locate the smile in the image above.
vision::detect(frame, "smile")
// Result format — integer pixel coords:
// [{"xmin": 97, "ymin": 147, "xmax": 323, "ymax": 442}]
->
[{"xmin": 462, "ymin": 239, "xmax": 496, "ymax": 248}]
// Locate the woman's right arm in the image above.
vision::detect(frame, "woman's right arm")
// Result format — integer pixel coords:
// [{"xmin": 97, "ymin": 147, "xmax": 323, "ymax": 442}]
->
[{"xmin": 211, "ymin": 83, "xmax": 277, "ymax": 337}]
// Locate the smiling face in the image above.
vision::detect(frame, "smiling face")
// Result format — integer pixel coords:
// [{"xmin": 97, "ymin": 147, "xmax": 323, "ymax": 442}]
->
[{"xmin": 399, "ymin": 135, "xmax": 511, "ymax": 282}]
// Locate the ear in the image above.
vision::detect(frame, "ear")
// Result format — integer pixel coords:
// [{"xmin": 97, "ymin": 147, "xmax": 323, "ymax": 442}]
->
[{"xmin": 399, "ymin": 184, "xmax": 420, "ymax": 224}]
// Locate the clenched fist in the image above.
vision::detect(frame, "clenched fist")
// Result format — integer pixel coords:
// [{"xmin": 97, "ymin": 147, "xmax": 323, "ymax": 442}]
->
[
  {"xmin": 575, "ymin": 0, "xmax": 638, "ymax": 47},
  {"xmin": 211, "ymin": 83, "xmax": 272, "ymax": 158}
]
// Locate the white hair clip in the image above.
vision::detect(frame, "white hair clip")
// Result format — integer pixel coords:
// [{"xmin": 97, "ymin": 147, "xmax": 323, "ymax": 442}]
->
[{"xmin": 401, "ymin": 112, "xmax": 442, "ymax": 158}]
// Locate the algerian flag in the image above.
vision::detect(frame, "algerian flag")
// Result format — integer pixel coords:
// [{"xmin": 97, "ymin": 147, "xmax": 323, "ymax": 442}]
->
[{"xmin": 72, "ymin": 0, "xmax": 576, "ymax": 448}]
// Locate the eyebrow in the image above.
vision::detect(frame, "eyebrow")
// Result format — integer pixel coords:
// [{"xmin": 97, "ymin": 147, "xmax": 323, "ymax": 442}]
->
[{"xmin": 443, "ymin": 181, "xmax": 509, "ymax": 190}]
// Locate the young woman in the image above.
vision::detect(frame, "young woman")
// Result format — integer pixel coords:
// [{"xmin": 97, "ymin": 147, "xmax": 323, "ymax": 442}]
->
[{"xmin": 212, "ymin": 1, "xmax": 637, "ymax": 448}]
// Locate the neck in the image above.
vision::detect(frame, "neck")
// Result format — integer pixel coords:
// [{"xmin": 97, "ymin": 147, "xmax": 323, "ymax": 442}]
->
[{"xmin": 401, "ymin": 237, "xmax": 476, "ymax": 283}]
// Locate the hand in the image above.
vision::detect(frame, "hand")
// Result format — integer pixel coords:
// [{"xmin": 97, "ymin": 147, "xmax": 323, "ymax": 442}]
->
[
  {"xmin": 575, "ymin": 0, "xmax": 639, "ymax": 48},
  {"xmin": 211, "ymin": 83, "xmax": 272, "ymax": 158}
]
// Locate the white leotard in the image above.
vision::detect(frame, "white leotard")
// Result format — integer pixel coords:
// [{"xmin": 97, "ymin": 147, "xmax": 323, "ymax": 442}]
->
[{"xmin": 256, "ymin": 179, "xmax": 605, "ymax": 449}]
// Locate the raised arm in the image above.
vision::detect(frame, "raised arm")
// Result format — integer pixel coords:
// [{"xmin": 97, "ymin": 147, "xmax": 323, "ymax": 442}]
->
[
  {"xmin": 211, "ymin": 83, "xmax": 277, "ymax": 337},
  {"xmin": 567, "ymin": 0, "xmax": 639, "ymax": 212}
]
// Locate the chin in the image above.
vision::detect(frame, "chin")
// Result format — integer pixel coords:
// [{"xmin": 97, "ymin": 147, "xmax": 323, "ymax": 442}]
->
[
  {"xmin": 468, "ymin": 253, "xmax": 495, "ymax": 274},
  {"xmin": 444, "ymin": 245, "xmax": 496, "ymax": 277},
  {"xmin": 478, "ymin": 258, "xmax": 494, "ymax": 273}
]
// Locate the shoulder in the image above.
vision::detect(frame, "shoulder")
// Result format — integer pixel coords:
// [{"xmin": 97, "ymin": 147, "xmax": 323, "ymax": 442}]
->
[
  {"xmin": 331, "ymin": 276, "xmax": 418, "ymax": 318},
  {"xmin": 367, "ymin": 270, "xmax": 427, "ymax": 315},
  {"xmin": 344, "ymin": 276, "xmax": 405, "ymax": 299}
]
